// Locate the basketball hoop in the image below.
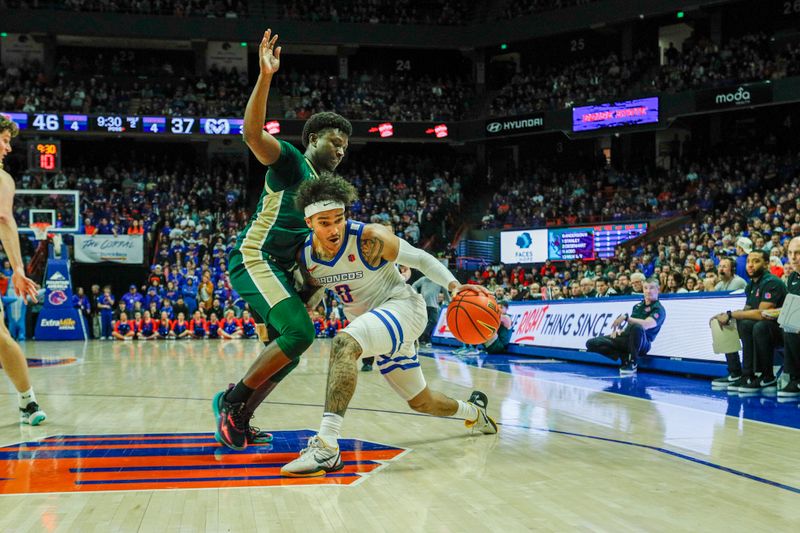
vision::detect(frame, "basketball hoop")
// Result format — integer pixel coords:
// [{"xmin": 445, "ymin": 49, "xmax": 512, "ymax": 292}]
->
[{"xmin": 31, "ymin": 222, "xmax": 51, "ymax": 241}]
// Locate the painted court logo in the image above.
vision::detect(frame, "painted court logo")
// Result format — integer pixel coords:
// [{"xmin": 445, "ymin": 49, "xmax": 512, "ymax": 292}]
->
[{"xmin": 0, "ymin": 431, "xmax": 407, "ymax": 494}]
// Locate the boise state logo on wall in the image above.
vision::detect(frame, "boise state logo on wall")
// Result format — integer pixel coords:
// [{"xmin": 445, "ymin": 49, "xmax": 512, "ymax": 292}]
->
[
  {"xmin": 0, "ymin": 430, "xmax": 407, "ymax": 494},
  {"xmin": 48, "ymin": 290, "xmax": 68, "ymax": 306},
  {"xmin": 516, "ymin": 232, "xmax": 533, "ymax": 249}
]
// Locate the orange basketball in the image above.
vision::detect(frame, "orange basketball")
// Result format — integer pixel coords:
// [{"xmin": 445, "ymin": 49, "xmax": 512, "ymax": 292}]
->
[{"xmin": 446, "ymin": 292, "xmax": 501, "ymax": 345}]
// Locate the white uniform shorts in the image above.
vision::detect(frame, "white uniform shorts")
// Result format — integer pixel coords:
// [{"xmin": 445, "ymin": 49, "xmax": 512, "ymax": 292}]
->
[{"xmin": 343, "ymin": 291, "xmax": 428, "ymax": 401}]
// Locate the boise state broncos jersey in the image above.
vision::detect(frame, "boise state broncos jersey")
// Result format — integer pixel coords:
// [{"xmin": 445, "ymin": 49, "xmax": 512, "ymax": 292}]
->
[{"xmin": 301, "ymin": 220, "xmax": 413, "ymax": 319}]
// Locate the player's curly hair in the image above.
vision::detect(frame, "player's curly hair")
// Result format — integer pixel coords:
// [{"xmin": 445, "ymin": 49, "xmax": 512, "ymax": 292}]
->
[
  {"xmin": 0, "ymin": 114, "xmax": 20, "ymax": 137},
  {"xmin": 296, "ymin": 171, "xmax": 358, "ymax": 212},
  {"xmin": 301, "ymin": 112, "xmax": 352, "ymax": 148}
]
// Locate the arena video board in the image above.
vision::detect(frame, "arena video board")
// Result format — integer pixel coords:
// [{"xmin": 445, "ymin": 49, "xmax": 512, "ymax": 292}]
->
[
  {"xmin": 501, "ymin": 223, "xmax": 647, "ymax": 264},
  {"xmin": 433, "ymin": 293, "xmax": 746, "ymax": 363},
  {"xmin": 572, "ymin": 97, "xmax": 659, "ymax": 132},
  {"xmin": 548, "ymin": 227, "xmax": 594, "ymax": 260}
]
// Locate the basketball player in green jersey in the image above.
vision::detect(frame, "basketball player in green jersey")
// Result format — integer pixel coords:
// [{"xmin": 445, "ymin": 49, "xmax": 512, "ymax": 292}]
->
[
  {"xmin": 0, "ymin": 114, "xmax": 47, "ymax": 426},
  {"xmin": 214, "ymin": 29, "xmax": 352, "ymax": 450}
]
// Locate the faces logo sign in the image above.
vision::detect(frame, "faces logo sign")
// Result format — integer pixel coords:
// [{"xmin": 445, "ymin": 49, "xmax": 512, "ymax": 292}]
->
[
  {"xmin": 501, "ymin": 229, "xmax": 547, "ymax": 264},
  {"xmin": 516, "ymin": 232, "xmax": 533, "ymax": 249}
]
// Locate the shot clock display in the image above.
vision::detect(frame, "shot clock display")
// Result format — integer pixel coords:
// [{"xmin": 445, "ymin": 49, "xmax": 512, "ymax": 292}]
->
[{"xmin": 28, "ymin": 141, "xmax": 61, "ymax": 172}]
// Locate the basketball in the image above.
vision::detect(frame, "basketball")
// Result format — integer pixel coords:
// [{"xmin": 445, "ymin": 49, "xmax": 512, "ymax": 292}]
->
[{"xmin": 446, "ymin": 292, "xmax": 501, "ymax": 345}]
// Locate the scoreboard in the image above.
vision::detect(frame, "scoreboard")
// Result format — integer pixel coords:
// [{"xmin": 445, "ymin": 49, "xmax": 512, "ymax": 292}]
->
[
  {"xmin": 501, "ymin": 222, "xmax": 648, "ymax": 264},
  {"xmin": 592, "ymin": 223, "xmax": 648, "ymax": 258},
  {"xmin": 25, "ymin": 113, "xmax": 246, "ymax": 136},
  {"xmin": 548, "ymin": 227, "xmax": 594, "ymax": 260},
  {"xmin": 1, "ymin": 112, "xmax": 451, "ymax": 141}
]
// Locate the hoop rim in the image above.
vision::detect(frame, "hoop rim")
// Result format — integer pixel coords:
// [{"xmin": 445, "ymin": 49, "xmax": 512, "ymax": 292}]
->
[{"xmin": 30, "ymin": 222, "xmax": 52, "ymax": 240}]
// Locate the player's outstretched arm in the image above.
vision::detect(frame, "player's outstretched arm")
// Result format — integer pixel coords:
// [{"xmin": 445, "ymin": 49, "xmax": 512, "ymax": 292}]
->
[
  {"xmin": 361, "ymin": 224, "xmax": 490, "ymax": 297},
  {"xmin": 0, "ymin": 170, "xmax": 38, "ymax": 303},
  {"xmin": 242, "ymin": 29, "xmax": 283, "ymax": 167}
]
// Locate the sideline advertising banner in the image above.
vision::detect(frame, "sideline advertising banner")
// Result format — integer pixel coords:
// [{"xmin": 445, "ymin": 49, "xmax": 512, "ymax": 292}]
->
[
  {"xmin": 74, "ymin": 235, "xmax": 144, "ymax": 264},
  {"xmin": 433, "ymin": 294, "xmax": 747, "ymax": 363}
]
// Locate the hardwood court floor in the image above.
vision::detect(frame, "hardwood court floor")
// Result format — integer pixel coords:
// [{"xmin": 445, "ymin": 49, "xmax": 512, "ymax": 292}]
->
[{"xmin": 0, "ymin": 339, "xmax": 798, "ymax": 532}]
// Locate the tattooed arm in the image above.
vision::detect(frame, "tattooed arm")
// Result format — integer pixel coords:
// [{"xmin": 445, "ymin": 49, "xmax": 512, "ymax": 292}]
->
[{"xmin": 359, "ymin": 223, "xmax": 395, "ymax": 267}]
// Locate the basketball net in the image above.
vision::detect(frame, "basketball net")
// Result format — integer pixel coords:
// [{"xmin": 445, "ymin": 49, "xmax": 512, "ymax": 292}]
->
[
  {"xmin": 31, "ymin": 222, "xmax": 51, "ymax": 241},
  {"xmin": 31, "ymin": 222, "xmax": 63, "ymax": 252}
]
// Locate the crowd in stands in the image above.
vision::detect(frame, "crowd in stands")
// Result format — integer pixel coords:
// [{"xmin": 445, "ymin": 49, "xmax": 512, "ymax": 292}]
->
[
  {"xmin": 1, "ymin": 58, "xmax": 471, "ymax": 121},
  {"xmin": 481, "ymin": 152, "xmax": 690, "ymax": 229},
  {"xmin": 279, "ymin": 0, "xmax": 472, "ymax": 25},
  {"xmin": 498, "ymin": 0, "xmax": 598, "ymax": 20},
  {"xmin": 655, "ymin": 33, "xmax": 800, "ymax": 93},
  {"xmin": 490, "ymin": 49, "xmax": 655, "ymax": 116},
  {"xmin": 278, "ymin": 69, "xmax": 474, "ymax": 121},
  {"xmin": 0, "ymin": 0, "xmax": 247, "ymax": 17},
  {"xmin": 0, "ymin": 59, "xmax": 249, "ymax": 117},
  {"xmin": 3, "ymin": 0, "xmax": 605, "ymax": 21},
  {"xmin": 5, "ymin": 30, "xmax": 798, "ymax": 122},
  {"xmin": 476, "ymin": 150, "xmax": 800, "ymax": 301},
  {"xmin": 490, "ymin": 32, "xmax": 800, "ymax": 116}
]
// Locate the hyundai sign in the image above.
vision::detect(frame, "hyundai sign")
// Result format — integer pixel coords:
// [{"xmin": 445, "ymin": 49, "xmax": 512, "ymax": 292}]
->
[{"xmin": 485, "ymin": 113, "xmax": 545, "ymax": 137}]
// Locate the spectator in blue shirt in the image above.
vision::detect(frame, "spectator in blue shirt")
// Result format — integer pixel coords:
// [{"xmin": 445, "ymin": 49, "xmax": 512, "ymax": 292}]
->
[
  {"xmin": 181, "ymin": 277, "xmax": 198, "ymax": 314},
  {"xmin": 145, "ymin": 286, "xmax": 161, "ymax": 309},
  {"xmin": 97, "ymin": 217, "xmax": 115, "ymax": 235},
  {"xmin": 121, "ymin": 285, "xmax": 144, "ymax": 309},
  {"xmin": 735, "ymin": 237, "xmax": 752, "ymax": 283}
]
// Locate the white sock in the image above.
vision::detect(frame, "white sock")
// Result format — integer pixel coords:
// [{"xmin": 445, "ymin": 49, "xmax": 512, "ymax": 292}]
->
[
  {"xmin": 19, "ymin": 388, "xmax": 36, "ymax": 409},
  {"xmin": 319, "ymin": 412, "xmax": 343, "ymax": 449},
  {"xmin": 455, "ymin": 400, "xmax": 478, "ymax": 422}
]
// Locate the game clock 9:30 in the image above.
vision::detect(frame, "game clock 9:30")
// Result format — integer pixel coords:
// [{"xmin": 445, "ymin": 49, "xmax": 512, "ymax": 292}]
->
[{"xmin": 27, "ymin": 141, "xmax": 61, "ymax": 172}]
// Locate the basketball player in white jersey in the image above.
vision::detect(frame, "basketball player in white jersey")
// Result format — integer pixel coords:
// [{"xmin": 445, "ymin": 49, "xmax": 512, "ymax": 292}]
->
[
  {"xmin": 282, "ymin": 173, "xmax": 497, "ymax": 478},
  {"xmin": 0, "ymin": 114, "xmax": 46, "ymax": 425}
]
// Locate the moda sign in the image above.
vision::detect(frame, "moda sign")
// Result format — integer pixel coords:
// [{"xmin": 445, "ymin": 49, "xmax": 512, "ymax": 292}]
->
[
  {"xmin": 696, "ymin": 82, "xmax": 773, "ymax": 111},
  {"xmin": 485, "ymin": 113, "xmax": 545, "ymax": 136}
]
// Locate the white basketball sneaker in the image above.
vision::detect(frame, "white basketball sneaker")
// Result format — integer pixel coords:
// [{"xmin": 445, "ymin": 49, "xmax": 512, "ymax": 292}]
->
[
  {"xmin": 281, "ymin": 435, "xmax": 344, "ymax": 477},
  {"xmin": 465, "ymin": 390, "xmax": 498, "ymax": 435}
]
